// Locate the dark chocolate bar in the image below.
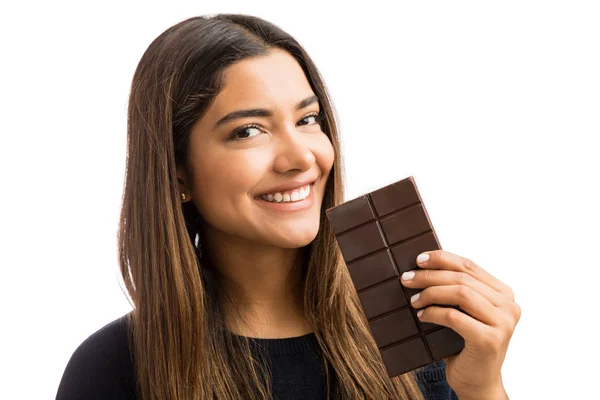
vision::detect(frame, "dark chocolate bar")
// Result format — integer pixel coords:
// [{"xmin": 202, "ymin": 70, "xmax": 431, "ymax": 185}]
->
[{"xmin": 326, "ymin": 176, "xmax": 464, "ymax": 377}]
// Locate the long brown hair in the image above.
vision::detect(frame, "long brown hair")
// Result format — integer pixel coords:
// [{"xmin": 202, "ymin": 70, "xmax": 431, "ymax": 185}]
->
[{"xmin": 118, "ymin": 14, "xmax": 425, "ymax": 399}]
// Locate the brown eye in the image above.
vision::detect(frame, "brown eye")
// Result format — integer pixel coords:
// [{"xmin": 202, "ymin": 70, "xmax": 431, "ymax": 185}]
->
[
  {"xmin": 299, "ymin": 112, "xmax": 321, "ymax": 126},
  {"xmin": 229, "ymin": 124, "xmax": 262, "ymax": 140}
]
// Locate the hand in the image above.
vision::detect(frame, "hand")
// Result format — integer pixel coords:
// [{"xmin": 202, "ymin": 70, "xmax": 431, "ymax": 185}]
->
[{"xmin": 400, "ymin": 250, "xmax": 521, "ymax": 399}]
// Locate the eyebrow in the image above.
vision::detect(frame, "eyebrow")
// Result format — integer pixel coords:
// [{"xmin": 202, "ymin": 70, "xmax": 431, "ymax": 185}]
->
[{"xmin": 213, "ymin": 95, "xmax": 320, "ymax": 130}]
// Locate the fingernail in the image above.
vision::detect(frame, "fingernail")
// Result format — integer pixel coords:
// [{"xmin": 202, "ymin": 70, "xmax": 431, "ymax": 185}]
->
[
  {"xmin": 417, "ymin": 253, "xmax": 430, "ymax": 264},
  {"xmin": 410, "ymin": 293, "xmax": 420, "ymax": 303},
  {"xmin": 417, "ymin": 309, "xmax": 424, "ymax": 318},
  {"xmin": 401, "ymin": 271, "xmax": 415, "ymax": 281}
]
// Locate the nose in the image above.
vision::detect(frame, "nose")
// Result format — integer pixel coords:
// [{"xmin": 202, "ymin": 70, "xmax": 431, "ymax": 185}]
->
[{"xmin": 272, "ymin": 128, "xmax": 316, "ymax": 174}]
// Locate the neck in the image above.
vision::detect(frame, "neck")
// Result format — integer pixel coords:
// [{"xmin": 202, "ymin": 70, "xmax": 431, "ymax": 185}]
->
[{"xmin": 204, "ymin": 228, "xmax": 312, "ymax": 339}]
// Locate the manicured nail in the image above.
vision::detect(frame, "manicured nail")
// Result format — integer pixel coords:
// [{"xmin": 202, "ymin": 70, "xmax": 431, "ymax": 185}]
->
[
  {"xmin": 417, "ymin": 309, "xmax": 424, "ymax": 318},
  {"xmin": 401, "ymin": 271, "xmax": 415, "ymax": 281},
  {"xmin": 417, "ymin": 253, "xmax": 430, "ymax": 264},
  {"xmin": 410, "ymin": 293, "xmax": 420, "ymax": 303}
]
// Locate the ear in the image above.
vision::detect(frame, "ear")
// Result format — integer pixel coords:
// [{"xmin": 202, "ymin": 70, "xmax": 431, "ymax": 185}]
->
[{"xmin": 176, "ymin": 164, "xmax": 192, "ymax": 202}]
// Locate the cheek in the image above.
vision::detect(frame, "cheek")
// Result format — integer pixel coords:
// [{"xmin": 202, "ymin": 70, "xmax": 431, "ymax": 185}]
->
[
  {"xmin": 314, "ymin": 134, "xmax": 335, "ymax": 178},
  {"xmin": 191, "ymin": 150, "xmax": 265, "ymax": 215}
]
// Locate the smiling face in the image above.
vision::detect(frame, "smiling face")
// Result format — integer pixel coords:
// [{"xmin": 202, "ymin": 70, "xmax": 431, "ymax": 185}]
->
[{"xmin": 179, "ymin": 49, "xmax": 335, "ymax": 250}]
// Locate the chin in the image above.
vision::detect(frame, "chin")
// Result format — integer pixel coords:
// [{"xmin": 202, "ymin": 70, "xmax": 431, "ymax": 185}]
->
[{"xmin": 271, "ymin": 227, "xmax": 320, "ymax": 249}]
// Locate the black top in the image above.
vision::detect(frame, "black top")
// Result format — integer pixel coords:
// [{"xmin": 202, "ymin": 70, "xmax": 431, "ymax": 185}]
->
[{"xmin": 56, "ymin": 313, "xmax": 456, "ymax": 399}]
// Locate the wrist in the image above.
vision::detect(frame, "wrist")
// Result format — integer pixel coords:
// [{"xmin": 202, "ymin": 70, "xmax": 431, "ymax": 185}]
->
[{"xmin": 457, "ymin": 380, "xmax": 508, "ymax": 400}]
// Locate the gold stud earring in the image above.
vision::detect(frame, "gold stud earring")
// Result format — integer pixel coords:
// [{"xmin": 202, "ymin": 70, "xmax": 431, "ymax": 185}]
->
[{"xmin": 181, "ymin": 193, "xmax": 187, "ymax": 201}]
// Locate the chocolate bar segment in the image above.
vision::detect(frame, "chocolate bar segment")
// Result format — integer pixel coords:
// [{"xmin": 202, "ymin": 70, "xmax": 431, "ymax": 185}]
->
[
  {"xmin": 335, "ymin": 222, "xmax": 386, "ymax": 263},
  {"xmin": 326, "ymin": 196, "xmax": 375, "ymax": 233},
  {"xmin": 326, "ymin": 176, "xmax": 465, "ymax": 377},
  {"xmin": 380, "ymin": 337, "xmax": 430, "ymax": 377},
  {"xmin": 359, "ymin": 279, "xmax": 408, "ymax": 319},
  {"xmin": 369, "ymin": 308, "xmax": 419, "ymax": 348},
  {"xmin": 347, "ymin": 250, "xmax": 398, "ymax": 291}
]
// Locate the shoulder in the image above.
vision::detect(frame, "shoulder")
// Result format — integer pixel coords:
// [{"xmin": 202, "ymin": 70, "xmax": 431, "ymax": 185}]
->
[
  {"xmin": 413, "ymin": 360, "xmax": 458, "ymax": 400},
  {"xmin": 56, "ymin": 312, "xmax": 136, "ymax": 400}
]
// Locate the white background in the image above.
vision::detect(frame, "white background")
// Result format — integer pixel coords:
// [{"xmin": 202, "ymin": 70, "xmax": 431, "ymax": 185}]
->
[{"xmin": 1, "ymin": 1, "xmax": 598, "ymax": 399}]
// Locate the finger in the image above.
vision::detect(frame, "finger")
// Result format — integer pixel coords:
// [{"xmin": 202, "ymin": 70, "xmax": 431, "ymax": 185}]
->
[
  {"xmin": 417, "ymin": 305, "xmax": 494, "ymax": 345},
  {"xmin": 401, "ymin": 269, "xmax": 508, "ymax": 307},
  {"xmin": 417, "ymin": 250, "xmax": 511, "ymax": 298},
  {"xmin": 411, "ymin": 285, "xmax": 498, "ymax": 326}
]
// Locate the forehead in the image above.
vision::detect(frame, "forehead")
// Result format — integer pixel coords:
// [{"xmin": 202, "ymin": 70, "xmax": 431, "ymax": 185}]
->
[{"xmin": 210, "ymin": 50, "xmax": 314, "ymax": 115}]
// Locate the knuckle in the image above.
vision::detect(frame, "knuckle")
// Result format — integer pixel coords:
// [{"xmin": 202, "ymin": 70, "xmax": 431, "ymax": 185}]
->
[
  {"xmin": 446, "ymin": 308, "xmax": 463, "ymax": 325},
  {"xmin": 481, "ymin": 330, "xmax": 503, "ymax": 353},
  {"xmin": 457, "ymin": 285, "xmax": 471, "ymax": 301},
  {"xmin": 511, "ymin": 302, "xmax": 522, "ymax": 322},
  {"xmin": 455, "ymin": 271, "xmax": 471, "ymax": 285},
  {"xmin": 421, "ymin": 269, "xmax": 432, "ymax": 281},
  {"xmin": 504, "ymin": 285, "xmax": 516, "ymax": 301},
  {"xmin": 461, "ymin": 257, "xmax": 478, "ymax": 273}
]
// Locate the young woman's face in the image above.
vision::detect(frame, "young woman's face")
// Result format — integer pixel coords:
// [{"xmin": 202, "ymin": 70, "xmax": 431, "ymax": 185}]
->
[{"xmin": 182, "ymin": 49, "xmax": 334, "ymax": 249}]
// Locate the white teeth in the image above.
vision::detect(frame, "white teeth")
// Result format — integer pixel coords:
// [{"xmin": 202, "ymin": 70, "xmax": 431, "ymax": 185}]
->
[{"xmin": 260, "ymin": 184, "xmax": 311, "ymax": 203}]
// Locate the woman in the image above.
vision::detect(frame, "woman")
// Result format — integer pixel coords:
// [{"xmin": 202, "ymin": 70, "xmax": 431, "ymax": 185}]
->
[{"xmin": 56, "ymin": 14, "xmax": 520, "ymax": 400}]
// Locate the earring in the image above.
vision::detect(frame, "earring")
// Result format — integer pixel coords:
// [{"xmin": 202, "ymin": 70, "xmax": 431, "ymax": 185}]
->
[{"xmin": 181, "ymin": 193, "xmax": 187, "ymax": 201}]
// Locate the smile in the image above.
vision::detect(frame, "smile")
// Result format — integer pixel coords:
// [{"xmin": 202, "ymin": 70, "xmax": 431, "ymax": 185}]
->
[{"xmin": 258, "ymin": 184, "xmax": 311, "ymax": 203}]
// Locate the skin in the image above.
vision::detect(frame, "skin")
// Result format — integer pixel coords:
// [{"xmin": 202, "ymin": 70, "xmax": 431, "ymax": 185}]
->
[
  {"xmin": 177, "ymin": 49, "xmax": 521, "ymax": 398},
  {"xmin": 401, "ymin": 251, "xmax": 521, "ymax": 399},
  {"xmin": 177, "ymin": 49, "xmax": 334, "ymax": 338}
]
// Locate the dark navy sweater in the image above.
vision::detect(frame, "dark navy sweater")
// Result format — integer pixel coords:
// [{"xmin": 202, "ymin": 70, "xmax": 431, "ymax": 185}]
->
[{"xmin": 56, "ymin": 313, "xmax": 457, "ymax": 399}]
